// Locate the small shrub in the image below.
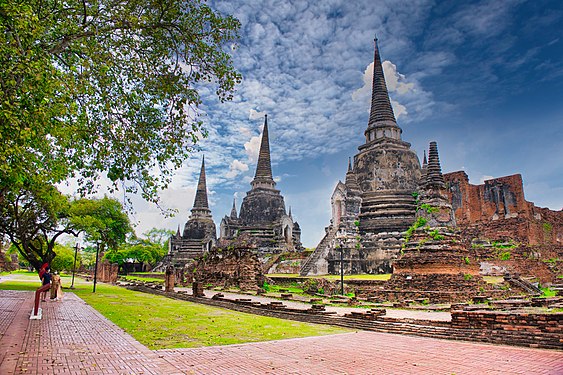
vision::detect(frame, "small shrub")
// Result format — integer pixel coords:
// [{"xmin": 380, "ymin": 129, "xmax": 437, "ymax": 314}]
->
[
  {"xmin": 464, "ymin": 257, "xmax": 471, "ymax": 265},
  {"xmin": 499, "ymin": 251, "xmax": 511, "ymax": 261},
  {"xmin": 429, "ymin": 229, "xmax": 444, "ymax": 240},
  {"xmin": 419, "ymin": 203, "xmax": 439, "ymax": 214},
  {"xmin": 463, "ymin": 274, "xmax": 473, "ymax": 281}
]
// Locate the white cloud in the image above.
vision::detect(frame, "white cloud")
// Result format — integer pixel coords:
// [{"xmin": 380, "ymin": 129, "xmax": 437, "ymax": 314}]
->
[
  {"xmin": 225, "ymin": 159, "xmax": 249, "ymax": 178},
  {"xmin": 383, "ymin": 61, "xmax": 415, "ymax": 94},
  {"xmin": 249, "ymin": 109, "xmax": 267, "ymax": 120},
  {"xmin": 390, "ymin": 99, "xmax": 408, "ymax": 118},
  {"xmin": 244, "ymin": 135, "xmax": 261, "ymax": 163},
  {"xmin": 351, "ymin": 60, "xmax": 420, "ymax": 119}
]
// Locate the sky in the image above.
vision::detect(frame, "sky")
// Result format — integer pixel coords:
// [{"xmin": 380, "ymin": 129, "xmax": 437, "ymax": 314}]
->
[{"xmin": 112, "ymin": 0, "xmax": 563, "ymax": 248}]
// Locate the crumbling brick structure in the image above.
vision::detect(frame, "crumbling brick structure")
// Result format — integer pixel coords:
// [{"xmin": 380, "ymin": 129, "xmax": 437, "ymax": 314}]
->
[{"xmin": 186, "ymin": 233, "xmax": 266, "ymax": 291}]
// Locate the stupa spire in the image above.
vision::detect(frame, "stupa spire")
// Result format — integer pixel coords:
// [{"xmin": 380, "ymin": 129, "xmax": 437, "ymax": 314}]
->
[
  {"xmin": 230, "ymin": 198, "xmax": 238, "ymax": 219},
  {"xmin": 363, "ymin": 35, "xmax": 402, "ymax": 144},
  {"xmin": 419, "ymin": 150, "xmax": 428, "ymax": 186},
  {"xmin": 345, "ymin": 158, "xmax": 360, "ymax": 192},
  {"xmin": 425, "ymin": 141, "xmax": 445, "ymax": 189},
  {"xmin": 251, "ymin": 115, "xmax": 276, "ymax": 190},
  {"xmin": 368, "ymin": 36, "xmax": 397, "ymax": 126},
  {"xmin": 191, "ymin": 156, "xmax": 211, "ymax": 214}
]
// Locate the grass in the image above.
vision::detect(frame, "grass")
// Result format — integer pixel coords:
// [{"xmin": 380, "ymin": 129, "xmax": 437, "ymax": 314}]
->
[
  {"xmin": 0, "ymin": 271, "xmax": 349, "ymax": 349},
  {"xmin": 483, "ymin": 276, "xmax": 505, "ymax": 284},
  {"xmin": 539, "ymin": 287, "xmax": 557, "ymax": 298},
  {"xmin": 121, "ymin": 275, "xmax": 164, "ymax": 284}
]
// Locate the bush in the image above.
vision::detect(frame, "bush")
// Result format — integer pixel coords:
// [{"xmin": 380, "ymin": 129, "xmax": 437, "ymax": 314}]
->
[{"xmin": 51, "ymin": 244, "xmax": 81, "ymax": 272}]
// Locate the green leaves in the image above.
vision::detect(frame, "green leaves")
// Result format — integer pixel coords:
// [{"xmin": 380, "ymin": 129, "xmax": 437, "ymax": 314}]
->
[{"xmin": 1, "ymin": 0, "xmax": 241, "ymax": 204}]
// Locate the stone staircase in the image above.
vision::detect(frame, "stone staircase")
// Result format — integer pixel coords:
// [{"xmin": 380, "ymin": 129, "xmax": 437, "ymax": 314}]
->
[
  {"xmin": 299, "ymin": 228, "xmax": 336, "ymax": 276},
  {"xmin": 504, "ymin": 273, "xmax": 543, "ymax": 295},
  {"xmin": 169, "ymin": 239, "xmax": 206, "ymax": 266}
]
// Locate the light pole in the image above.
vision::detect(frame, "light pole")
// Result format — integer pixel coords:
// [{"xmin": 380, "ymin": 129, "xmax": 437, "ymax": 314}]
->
[
  {"xmin": 340, "ymin": 240, "xmax": 344, "ymax": 296},
  {"xmin": 70, "ymin": 243, "xmax": 80, "ymax": 289},
  {"xmin": 93, "ymin": 241, "xmax": 100, "ymax": 293}
]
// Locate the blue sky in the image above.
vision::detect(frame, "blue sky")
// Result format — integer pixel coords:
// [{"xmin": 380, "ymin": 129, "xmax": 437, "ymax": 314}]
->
[{"xmin": 126, "ymin": 0, "xmax": 563, "ymax": 248}]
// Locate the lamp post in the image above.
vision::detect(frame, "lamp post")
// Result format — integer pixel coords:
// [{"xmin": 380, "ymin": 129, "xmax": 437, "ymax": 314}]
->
[
  {"xmin": 70, "ymin": 243, "xmax": 80, "ymax": 289},
  {"xmin": 93, "ymin": 241, "xmax": 100, "ymax": 293},
  {"xmin": 340, "ymin": 240, "xmax": 344, "ymax": 296},
  {"xmin": 335, "ymin": 232, "xmax": 345, "ymax": 296}
]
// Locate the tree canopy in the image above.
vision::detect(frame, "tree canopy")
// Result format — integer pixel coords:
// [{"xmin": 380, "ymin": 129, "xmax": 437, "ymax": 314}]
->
[
  {"xmin": 0, "ymin": 188, "xmax": 132, "ymax": 270},
  {"xmin": 1, "ymin": 0, "xmax": 241, "ymax": 202},
  {"xmin": 104, "ymin": 228, "xmax": 173, "ymax": 268}
]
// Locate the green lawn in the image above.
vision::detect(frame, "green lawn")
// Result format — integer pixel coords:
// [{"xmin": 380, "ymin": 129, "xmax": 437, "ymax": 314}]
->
[
  {"xmin": 121, "ymin": 275, "xmax": 164, "ymax": 284},
  {"xmin": 0, "ymin": 271, "xmax": 349, "ymax": 349}
]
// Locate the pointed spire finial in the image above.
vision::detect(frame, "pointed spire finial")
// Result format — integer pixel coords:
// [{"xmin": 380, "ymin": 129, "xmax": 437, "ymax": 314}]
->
[
  {"xmin": 176, "ymin": 225, "xmax": 181, "ymax": 237},
  {"xmin": 230, "ymin": 198, "xmax": 238, "ymax": 219},
  {"xmin": 348, "ymin": 157, "xmax": 352, "ymax": 172},
  {"xmin": 362, "ymin": 37, "xmax": 402, "ymax": 144},
  {"xmin": 288, "ymin": 206, "xmax": 292, "ymax": 219},
  {"xmin": 191, "ymin": 156, "xmax": 211, "ymax": 214},
  {"xmin": 251, "ymin": 115, "xmax": 276, "ymax": 190},
  {"xmin": 426, "ymin": 141, "xmax": 445, "ymax": 189}
]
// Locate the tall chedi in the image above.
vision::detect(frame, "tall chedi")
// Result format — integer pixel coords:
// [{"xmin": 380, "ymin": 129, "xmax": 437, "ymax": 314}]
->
[
  {"xmin": 301, "ymin": 37, "xmax": 421, "ymax": 275},
  {"xmin": 220, "ymin": 115, "xmax": 302, "ymax": 253},
  {"xmin": 168, "ymin": 157, "xmax": 217, "ymax": 267}
]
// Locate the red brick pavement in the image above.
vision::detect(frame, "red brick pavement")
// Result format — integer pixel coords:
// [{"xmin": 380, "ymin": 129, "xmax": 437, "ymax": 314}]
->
[
  {"xmin": 1, "ymin": 290, "xmax": 562, "ymax": 375},
  {"xmin": 0, "ymin": 290, "xmax": 182, "ymax": 375}
]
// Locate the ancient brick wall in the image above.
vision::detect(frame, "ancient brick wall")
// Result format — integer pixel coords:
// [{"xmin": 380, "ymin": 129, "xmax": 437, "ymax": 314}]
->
[
  {"xmin": 444, "ymin": 171, "xmax": 563, "ymax": 247},
  {"xmin": 187, "ymin": 236, "xmax": 266, "ymax": 291},
  {"xmin": 97, "ymin": 260, "xmax": 118, "ymax": 283},
  {"xmin": 451, "ymin": 310, "xmax": 562, "ymax": 335}
]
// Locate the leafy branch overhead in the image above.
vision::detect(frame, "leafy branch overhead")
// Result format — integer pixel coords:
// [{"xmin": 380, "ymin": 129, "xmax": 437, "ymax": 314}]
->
[{"xmin": 1, "ymin": 0, "xmax": 241, "ymax": 202}]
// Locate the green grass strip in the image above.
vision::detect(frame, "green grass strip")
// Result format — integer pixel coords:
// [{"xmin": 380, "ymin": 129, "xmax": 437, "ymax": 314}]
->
[{"xmin": 0, "ymin": 272, "xmax": 349, "ymax": 349}]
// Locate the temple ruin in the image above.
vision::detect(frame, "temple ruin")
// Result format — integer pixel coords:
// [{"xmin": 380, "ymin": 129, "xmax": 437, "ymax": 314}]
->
[
  {"xmin": 220, "ymin": 115, "xmax": 302, "ymax": 253},
  {"xmin": 301, "ymin": 37, "xmax": 422, "ymax": 275},
  {"xmin": 301, "ymin": 37, "xmax": 563, "ymax": 278},
  {"xmin": 167, "ymin": 157, "xmax": 217, "ymax": 267}
]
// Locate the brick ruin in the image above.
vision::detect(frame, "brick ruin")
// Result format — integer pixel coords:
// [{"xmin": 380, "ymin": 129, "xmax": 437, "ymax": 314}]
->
[
  {"xmin": 444, "ymin": 172, "xmax": 563, "ymax": 282},
  {"xmin": 301, "ymin": 37, "xmax": 562, "ymax": 287},
  {"xmin": 183, "ymin": 233, "xmax": 266, "ymax": 291}
]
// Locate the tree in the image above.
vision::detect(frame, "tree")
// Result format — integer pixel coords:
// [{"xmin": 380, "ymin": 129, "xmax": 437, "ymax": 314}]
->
[
  {"xmin": 1, "ymin": 0, "xmax": 241, "ymax": 203},
  {"xmin": 69, "ymin": 196, "xmax": 132, "ymax": 250},
  {"xmin": 50, "ymin": 243, "xmax": 80, "ymax": 272},
  {"xmin": 104, "ymin": 227, "xmax": 173, "ymax": 270},
  {"xmin": 0, "ymin": 186, "xmax": 132, "ymax": 271}
]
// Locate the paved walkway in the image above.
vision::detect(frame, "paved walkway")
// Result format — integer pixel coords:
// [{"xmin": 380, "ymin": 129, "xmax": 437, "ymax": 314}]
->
[{"xmin": 1, "ymin": 290, "xmax": 562, "ymax": 374}]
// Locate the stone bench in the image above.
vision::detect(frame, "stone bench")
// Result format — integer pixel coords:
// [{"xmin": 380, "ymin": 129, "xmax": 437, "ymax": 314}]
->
[{"xmin": 280, "ymin": 293, "xmax": 293, "ymax": 299}]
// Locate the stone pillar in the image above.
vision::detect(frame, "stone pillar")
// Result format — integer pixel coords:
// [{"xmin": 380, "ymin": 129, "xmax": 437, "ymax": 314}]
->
[
  {"xmin": 192, "ymin": 281, "xmax": 205, "ymax": 297},
  {"xmin": 165, "ymin": 265, "xmax": 175, "ymax": 292}
]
